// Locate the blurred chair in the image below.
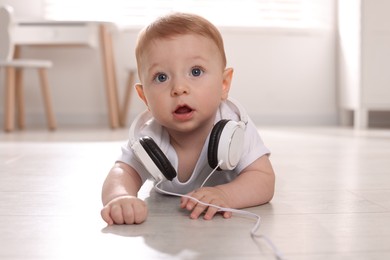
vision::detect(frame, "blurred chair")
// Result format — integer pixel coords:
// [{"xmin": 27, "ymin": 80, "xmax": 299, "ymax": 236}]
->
[
  {"xmin": 0, "ymin": 5, "xmax": 56, "ymax": 132},
  {"xmin": 120, "ymin": 68, "xmax": 136, "ymax": 127}
]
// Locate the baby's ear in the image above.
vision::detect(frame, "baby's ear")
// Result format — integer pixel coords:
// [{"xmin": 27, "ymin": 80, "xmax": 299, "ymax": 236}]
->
[
  {"xmin": 222, "ymin": 68, "xmax": 234, "ymax": 100},
  {"xmin": 135, "ymin": 83, "xmax": 148, "ymax": 106}
]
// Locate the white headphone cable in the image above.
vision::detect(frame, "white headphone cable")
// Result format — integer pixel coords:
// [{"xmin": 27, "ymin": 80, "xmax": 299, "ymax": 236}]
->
[
  {"xmin": 153, "ymin": 161, "xmax": 285, "ymax": 259},
  {"xmin": 199, "ymin": 160, "xmax": 224, "ymax": 188}
]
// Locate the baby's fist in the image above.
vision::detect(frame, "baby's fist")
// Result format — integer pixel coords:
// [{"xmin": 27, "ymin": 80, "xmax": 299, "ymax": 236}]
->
[{"xmin": 101, "ymin": 196, "xmax": 148, "ymax": 225}]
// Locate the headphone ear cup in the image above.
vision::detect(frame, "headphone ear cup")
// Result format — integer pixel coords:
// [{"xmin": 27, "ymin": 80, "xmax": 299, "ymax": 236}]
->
[
  {"xmin": 138, "ymin": 136, "xmax": 177, "ymax": 181},
  {"xmin": 208, "ymin": 120, "xmax": 245, "ymax": 171},
  {"xmin": 208, "ymin": 120, "xmax": 230, "ymax": 169}
]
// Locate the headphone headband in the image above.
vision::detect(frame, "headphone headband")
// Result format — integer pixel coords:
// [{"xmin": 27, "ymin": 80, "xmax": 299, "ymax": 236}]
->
[
  {"xmin": 129, "ymin": 110, "xmax": 153, "ymax": 144},
  {"xmin": 224, "ymin": 97, "xmax": 248, "ymax": 125}
]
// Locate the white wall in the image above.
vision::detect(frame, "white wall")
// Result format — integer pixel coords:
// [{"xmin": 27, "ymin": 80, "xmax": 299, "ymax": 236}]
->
[
  {"xmin": 0, "ymin": 0, "xmax": 338, "ymax": 128},
  {"xmin": 222, "ymin": 27, "xmax": 336, "ymax": 125}
]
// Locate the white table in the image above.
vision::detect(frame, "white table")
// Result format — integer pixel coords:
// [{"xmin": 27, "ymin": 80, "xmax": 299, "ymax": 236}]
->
[{"xmin": 13, "ymin": 20, "xmax": 122, "ymax": 129}]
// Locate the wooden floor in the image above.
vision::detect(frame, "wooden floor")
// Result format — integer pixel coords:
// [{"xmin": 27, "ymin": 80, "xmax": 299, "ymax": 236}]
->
[{"xmin": 1, "ymin": 126, "xmax": 390, "ymax": 260}]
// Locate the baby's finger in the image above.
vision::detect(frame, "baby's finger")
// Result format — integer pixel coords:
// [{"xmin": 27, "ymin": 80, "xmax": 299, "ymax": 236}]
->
[
  {"xmin": 134, "ymin": 204, "xmax": 148, "ymax": 224},
  {"xmin": 101, "ymin": 206, "xmax": 114, "ymax": 225},
  {"xmin": 203, "ymin": 205, "xmax": 220, "ymax": 220},
  {"xmin": 110, "ymin": 204, "xmax": 124, "ymax": 224},
  {"xmin": 122, "ymin": 204, "xmax": 135, "ymax": 224},
  {"xmin": 222, "ymin": 211, "xmax": 232, "ymax": 219},
  {"xmin": 189, "ymin": 201, "xmax": 208, "ymax": 219},
  {"xmin": 183, "ymin": 193, "xmax": 200, "ymax": 211},
  {"xmin": 122, "ymin": 202, "xmax": 148, "ymax": 224},
  {"xmin": 180, "ymin": 196, "xmax": 190, "ymax": 208}
]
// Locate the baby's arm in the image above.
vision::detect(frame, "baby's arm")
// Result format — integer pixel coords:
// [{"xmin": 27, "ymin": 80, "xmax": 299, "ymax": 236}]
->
[
  {"xmin": 181, "ymin": 155, "xmax": 275, "ymax": 220},
  {"xmin": 101, "ymin": 162, "xmax": 148, "ymax": 225}
]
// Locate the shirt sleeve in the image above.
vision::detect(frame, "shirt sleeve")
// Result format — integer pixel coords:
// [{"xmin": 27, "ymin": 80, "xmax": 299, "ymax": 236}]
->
[
  {"xmin": 116, "ymin": 118, "xmax": 169, "ymax": 184},
  {"xmin": 116, "ymin": 141, "xmax": 151, "ymax": 184},
  {"xmin": 234, "ymin": 117, "xmax": 270, "ymax": 174}
]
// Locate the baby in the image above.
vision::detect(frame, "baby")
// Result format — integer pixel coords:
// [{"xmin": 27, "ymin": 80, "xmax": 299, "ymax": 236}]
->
[{"xmin": 101, "ymin": 12, "xmax": 275, "ymax": 225}]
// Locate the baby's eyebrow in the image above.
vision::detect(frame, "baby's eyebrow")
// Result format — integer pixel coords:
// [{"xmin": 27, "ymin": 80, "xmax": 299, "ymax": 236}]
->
[
  {"xmin": 145, "ymin": 62, "xmax": 162, "ymax": 74},
  {"xmin": 188, "ymin": 55, "xmax": 209, "ymax": 62}
]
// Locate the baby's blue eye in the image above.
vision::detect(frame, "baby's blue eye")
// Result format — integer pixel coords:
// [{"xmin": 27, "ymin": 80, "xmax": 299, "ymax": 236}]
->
[
  {"xmin": 191, "ymin": 68, "xmax": 202, "ymax": 77},
  {"xmin": 155, "ymin": 73, "xmax": 168, "ymax": 83}
]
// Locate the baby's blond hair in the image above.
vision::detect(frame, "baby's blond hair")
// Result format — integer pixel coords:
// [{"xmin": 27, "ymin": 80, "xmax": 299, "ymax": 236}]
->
[{"xmin": 135, "ymin": 12, "xmax": 227, "ymax": 74}]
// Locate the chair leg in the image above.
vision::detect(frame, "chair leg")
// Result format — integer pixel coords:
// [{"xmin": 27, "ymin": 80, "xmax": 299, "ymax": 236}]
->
[
  {"xmin": 4, "ymin": 67, "xmax": 16, "ymax": 132},
  {"xmin": 15, "ymin": 68, "xmax": 25, "ymax": 130},
  {"xmin": 120, "ymin": 70, "xmax": 135, "ymax": 127},
  {"xmin": 38, "ymin": 68, "xmax": 56, "ymax": 130},
  {"xmin": 99, "ymin": 24, "xmax": 120, "ymax": 129}
]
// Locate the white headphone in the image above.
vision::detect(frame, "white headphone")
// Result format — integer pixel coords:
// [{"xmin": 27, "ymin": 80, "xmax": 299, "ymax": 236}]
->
[{"xmin": 129, "ymin": 98, "xmax": 248, "ymax": 181}]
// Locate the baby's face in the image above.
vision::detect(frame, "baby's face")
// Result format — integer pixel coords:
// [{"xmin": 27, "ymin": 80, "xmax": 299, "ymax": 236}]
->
[{"xmin": 136, "ymin": 34, "xmax": 231, "ymax": 135}]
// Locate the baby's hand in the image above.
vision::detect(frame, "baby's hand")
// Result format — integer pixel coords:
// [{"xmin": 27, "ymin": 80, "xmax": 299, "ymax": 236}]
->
[
  {"xmin": 101, "ymin": 195, "xmax": 148, "ymax": 225},
  {"xmin": 180, "ymin": 187, "xmax": 232, "ymax": 220}
]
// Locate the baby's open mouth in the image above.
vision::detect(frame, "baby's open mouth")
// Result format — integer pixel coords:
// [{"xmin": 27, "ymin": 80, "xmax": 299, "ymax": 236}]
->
[{"xmin": 174, "ymin": 105, "xmax": 193, "ymax": 114}]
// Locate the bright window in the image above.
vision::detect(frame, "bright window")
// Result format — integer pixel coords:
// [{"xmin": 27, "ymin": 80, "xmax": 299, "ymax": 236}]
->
[{"xmin": 44, "ymin": 0, "xmax": 332, "ymax": 29}]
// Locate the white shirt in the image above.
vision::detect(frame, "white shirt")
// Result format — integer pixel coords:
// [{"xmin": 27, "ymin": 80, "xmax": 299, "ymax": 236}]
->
[{"xmin": 117, "ymin": 100, "xmax": 270, "ymax": 194}]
